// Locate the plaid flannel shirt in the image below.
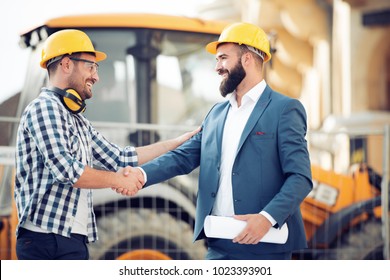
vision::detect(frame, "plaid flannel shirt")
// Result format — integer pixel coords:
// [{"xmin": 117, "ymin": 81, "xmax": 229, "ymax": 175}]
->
[{"xmin": 14, "ymin": 90, "xmax": 138, "ymax": 242}]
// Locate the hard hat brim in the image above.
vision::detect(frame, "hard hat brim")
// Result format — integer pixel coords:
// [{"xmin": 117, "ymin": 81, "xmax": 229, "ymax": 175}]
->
[
  {"xmin": 205, "ymin": 41, "xmax": 244, "ymax": 55},
  {"xmin": 95, "ymin": 50, "xmax": 107, "ymax": 62},
  {"xmin": 41, "ymin": 50, "xmax": 107, "ymax": 69},
  {"xmin": 206, "ymin": 40, "xmax": 271, "ymax": 63},
  {"xmin": 205, "ymin": 41, "xmax": 219, "ymax": 54}
]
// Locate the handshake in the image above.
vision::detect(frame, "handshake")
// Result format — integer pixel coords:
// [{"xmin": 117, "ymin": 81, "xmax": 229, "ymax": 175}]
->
[{"xmin": 112, "ymin": 166, "xmax": 145, "ymax": 196}]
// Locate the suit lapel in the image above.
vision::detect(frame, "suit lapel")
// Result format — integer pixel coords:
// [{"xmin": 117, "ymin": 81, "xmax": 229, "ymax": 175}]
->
[
  {"xmin": 216, "ymin": 102, "xmax": 230, "ymax": 156},
  {"xmin": 236, "ymin": 86, "xmax": 272, "ymax": 155}
]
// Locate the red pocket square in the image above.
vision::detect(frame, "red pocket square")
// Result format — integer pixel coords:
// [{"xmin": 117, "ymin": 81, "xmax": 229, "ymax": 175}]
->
[{"xmin": 256, "ymin": 131, "xmax": 265, "ymax": 135}]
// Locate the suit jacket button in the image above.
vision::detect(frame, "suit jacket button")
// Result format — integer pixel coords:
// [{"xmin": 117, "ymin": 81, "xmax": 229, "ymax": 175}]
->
[{"xmin": 211, "ymin": 192, "xmax": 216, "ymax": 197}]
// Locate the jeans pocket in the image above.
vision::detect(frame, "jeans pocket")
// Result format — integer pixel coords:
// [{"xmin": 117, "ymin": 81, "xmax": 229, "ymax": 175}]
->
[{"xmin": 16, "ymin": 229, "xmax": 57, "ymax": 259}]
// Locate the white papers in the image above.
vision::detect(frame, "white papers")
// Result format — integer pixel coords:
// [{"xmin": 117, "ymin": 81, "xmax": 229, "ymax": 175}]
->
[{"xmin": 204, "ymin": 215, "xmax": 288, "ymax": 244}]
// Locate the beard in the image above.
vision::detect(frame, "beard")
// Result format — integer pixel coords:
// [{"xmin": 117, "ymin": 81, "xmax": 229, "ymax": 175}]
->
[
  {"xmin": 219, "ymin": 61, "xmax": 246, "ymax": 97},
  {"xmin": 68, "ymin": 72, "xmax": 91, "ymax": 100}
]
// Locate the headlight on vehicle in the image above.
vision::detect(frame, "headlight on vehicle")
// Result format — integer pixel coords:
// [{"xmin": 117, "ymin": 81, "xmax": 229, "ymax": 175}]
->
[{"xmin": 307, "ymin": 180, "xmax": 339, "ymax": 206}]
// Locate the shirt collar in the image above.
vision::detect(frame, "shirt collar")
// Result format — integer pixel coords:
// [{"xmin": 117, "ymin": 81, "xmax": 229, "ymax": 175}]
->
[{"xmin": 229, "ymin": 79, "xmax": 267, "ymax": 108}]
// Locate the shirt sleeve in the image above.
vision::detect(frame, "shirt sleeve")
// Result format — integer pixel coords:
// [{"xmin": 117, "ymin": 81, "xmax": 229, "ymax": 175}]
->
[
  {"xmin": 89, "ymin": 124, "xmax": 138, "ymax": 171},
  {"xmin": 260, "ymin": 210, "xmax": 277, "ymax": 226},
  {"xmin": 137, "ymin": 167, "xmax": 147, "ymax": 183}
]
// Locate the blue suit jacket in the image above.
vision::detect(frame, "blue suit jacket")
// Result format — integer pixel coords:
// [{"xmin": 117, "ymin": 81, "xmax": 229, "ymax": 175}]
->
[{"xmin": 142, "ymin": 85, "xmax": 313, "ymax": 254}]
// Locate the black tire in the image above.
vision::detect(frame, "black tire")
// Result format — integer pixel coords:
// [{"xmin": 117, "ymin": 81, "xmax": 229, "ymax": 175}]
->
[{"xmin": 88, "ymin": 208, "xmax": 207, "ymax": 260}]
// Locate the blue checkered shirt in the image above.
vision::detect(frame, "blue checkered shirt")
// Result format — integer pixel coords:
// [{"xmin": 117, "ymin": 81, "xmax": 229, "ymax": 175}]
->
[{"xmin": 15, "ymin": 90, "xmax": 138, "ymax": 242}]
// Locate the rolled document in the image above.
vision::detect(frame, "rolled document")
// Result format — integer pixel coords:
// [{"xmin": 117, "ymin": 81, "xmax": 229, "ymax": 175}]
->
[{"xmin": 204, "ymin": 215, "xmax": 288, "ymax": 244}]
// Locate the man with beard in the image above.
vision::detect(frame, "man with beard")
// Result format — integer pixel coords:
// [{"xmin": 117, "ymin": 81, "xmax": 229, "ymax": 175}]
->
[
  {"xmin": 14, "ymin": 29, "xmax": 199, "ymax": 260},
  {"xmin": 123, "ymin": 22, "xmax": 313, "ymax": 260}
]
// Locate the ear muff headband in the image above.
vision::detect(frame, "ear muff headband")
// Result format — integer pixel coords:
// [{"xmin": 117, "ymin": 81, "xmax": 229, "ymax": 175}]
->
[{"xmin": 45, "ymin": 87, "xmax": 86, "ymax": 114}]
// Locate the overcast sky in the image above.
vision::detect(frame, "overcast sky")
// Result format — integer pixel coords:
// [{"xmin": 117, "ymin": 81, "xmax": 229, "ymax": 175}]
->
[{"xmin": 0, "ymin": 0, "xmax": 212, "ymax": 104}]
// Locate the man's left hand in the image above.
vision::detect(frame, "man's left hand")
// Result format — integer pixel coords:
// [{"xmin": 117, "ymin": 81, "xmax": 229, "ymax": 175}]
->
[{"xmin": 232, "ymin": 213, "xmax": 272, "ymax": 245}]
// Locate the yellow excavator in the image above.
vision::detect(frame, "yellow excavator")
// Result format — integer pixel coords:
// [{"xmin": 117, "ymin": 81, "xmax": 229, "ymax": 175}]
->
[{"xmin": 297, "ymin": 163, "xmax": 385, "ymax": 259}]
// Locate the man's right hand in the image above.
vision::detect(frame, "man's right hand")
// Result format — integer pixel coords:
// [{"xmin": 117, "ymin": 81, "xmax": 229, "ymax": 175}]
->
[
  {"xmin": 74, "ymin": 165, "xmax": 143, "ymax": 196},
  {"xmin": 112, "ymin": 166, "xmax": 145, "ymax": 196}
]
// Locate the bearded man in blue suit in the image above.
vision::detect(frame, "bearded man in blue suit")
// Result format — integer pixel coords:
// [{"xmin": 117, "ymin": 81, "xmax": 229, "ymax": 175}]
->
[{"xmin": 122, "ymin": 22, "xmax": 313, "ymax": 260}]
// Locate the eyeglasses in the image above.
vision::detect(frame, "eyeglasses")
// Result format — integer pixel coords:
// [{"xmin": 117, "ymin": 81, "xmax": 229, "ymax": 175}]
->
[{"xmin": 69, "ymin": 57, "xmax": 99, "ymax": 75}]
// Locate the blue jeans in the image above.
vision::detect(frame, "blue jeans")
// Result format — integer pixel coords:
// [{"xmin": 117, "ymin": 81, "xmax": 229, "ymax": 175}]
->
[{"xmin": 16, "ymin": 227, "xmax": 89, "ymax": 260}]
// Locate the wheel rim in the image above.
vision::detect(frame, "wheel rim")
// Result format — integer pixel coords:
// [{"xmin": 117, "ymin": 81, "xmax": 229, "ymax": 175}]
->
[{"xmin": 116, "ymin": 249, "xmax": 172, "ymax": 260}]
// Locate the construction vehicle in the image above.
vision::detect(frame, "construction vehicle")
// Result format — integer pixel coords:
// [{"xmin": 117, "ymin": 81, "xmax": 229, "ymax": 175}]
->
[
  {"xmin": 0, "ymin": 13, "xmax": 389, "ymax": 260},
  {"xmin": 295, "ymin": 114, "xmax": 390, "ymax": 260},
  {"xmin": 297, "ymin": 162, "xmax": 387, "ymax": 259}
]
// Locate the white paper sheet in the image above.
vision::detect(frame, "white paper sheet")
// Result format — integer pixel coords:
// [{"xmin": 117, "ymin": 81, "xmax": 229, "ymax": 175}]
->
[{"xmin": 204, "ymin": 215, "xmax": 288, "ymax": 244}]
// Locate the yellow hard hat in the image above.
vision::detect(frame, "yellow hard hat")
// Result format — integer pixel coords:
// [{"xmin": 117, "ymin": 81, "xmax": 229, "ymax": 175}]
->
[
  {"xmin": 206, "ymin": 22, "xmax": 271, "ymax": 63},
  {"xmin": 40, "ymin": 29, "xmax": 107, "ymax": 69}
]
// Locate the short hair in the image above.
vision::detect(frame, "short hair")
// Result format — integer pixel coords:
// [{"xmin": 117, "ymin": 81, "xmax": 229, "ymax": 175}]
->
[{"xmin": 238, "ymin": 44, "xmax": 264, "ymax": 67}]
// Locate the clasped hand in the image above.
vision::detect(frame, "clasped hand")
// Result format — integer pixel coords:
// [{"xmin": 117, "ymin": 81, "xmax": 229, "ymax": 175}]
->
[{"xmin": 112, "ymin": 166, "xmax": 145, "ymax": 196}]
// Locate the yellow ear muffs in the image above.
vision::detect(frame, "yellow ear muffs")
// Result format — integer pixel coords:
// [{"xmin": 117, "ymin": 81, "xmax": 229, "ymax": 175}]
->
[
  {"xmin": 62, "ymin": 89, "xmax": 86, "ymax": 114},
  {"xmin": 45, "ymin": 87, "xmax": 86, "ymax": 114}
]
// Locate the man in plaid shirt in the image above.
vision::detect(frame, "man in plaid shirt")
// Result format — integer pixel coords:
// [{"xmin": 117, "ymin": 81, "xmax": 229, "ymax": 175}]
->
[{"xmin": 14, "ymin": 29, "xmax": 198, "ymax": 260}]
